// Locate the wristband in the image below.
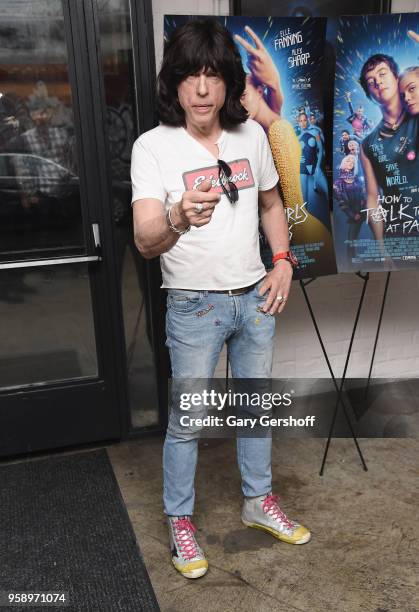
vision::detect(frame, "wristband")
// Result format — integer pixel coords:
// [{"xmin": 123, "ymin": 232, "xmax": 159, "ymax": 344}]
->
[
  {"xmin": 272, "ymin": 250, "xmax": 298, "ymax": 267},
  {"xmin": 166, "ymin": 206, "xmax": 190, "ymax": 235}
]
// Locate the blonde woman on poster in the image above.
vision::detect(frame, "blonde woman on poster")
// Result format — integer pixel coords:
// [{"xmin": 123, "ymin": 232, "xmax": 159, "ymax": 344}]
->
[
  {"xmin": 236, "ymin": 25, "xmax": 334, "ymax": 269},
  {"xmin": 399, "ymin": 66, "xmax": 419, "ymax": 116},
  {"xmin": 235, "ymin": 26, "xmax": 303, "ymax": 212}
]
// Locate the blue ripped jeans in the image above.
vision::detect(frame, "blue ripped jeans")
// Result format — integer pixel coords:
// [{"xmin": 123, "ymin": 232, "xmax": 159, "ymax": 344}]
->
[{"xmin": 163, "ymin": 278, "xmax": 276, "ymax": 517}]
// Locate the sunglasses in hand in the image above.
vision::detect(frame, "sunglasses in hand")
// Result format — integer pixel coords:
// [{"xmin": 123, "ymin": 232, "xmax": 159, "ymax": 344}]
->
[{"xmin": 217, "ymin": 159, "xmax": 239, "ymax": 204}]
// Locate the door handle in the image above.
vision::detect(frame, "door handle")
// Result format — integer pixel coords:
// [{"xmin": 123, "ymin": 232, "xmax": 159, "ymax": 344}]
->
[
  {"xmin": 1, "ymin": 223, "xmax": 104, "ymax": 270},
  {"xmin": 92, "ymin": 223, "xmax": 101, "ymax": 249},
  {"xmin": 0, "ymin": 255, "xmax": 101, "ymax": 270}
]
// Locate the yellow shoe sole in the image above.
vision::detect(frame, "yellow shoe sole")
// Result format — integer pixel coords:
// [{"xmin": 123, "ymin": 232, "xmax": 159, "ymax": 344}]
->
[
  {"xmin": 242, "ymin": 519, "xmax": 311, "ymax": 544},
  {"xmin": 172, "ymin": 558, "xmax": 208, "ymax": 579}
]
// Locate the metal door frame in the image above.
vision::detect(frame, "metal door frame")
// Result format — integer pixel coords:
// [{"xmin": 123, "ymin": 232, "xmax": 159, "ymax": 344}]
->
[
  {"xmin": 87, "ymin": 0, "xmax": 170, "ymax": 437},
  {"xmin": 0, "ymin": 0, "xmax": 129, "ymax": 456}
]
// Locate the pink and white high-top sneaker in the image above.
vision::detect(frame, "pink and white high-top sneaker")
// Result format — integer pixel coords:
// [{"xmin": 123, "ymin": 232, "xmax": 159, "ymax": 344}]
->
[
  {"xmin": 167, "ymin": 516, "xmax": 208, "ymax": 578},
  {"xmin": 242, "ymin": 492, "xmax": 311, "ymax": 545}
]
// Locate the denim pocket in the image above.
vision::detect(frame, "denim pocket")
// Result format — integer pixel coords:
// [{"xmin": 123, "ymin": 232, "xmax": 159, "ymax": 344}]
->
[
  {"xmin": 253, "ymin": 277, "xmax": 267, "ymax": 299},
  {"xmin": 167, "ymin": 290, "xmax": 204, "ymax": 313}
]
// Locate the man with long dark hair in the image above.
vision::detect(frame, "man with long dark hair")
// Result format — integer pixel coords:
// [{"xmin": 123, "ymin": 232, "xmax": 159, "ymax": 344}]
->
[{"xmin": 131, "ymin": 18, "xmax": 310, "ymax": 580}]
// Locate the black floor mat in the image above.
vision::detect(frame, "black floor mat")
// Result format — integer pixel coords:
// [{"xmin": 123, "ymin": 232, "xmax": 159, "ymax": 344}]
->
[{"xmin": 0, "ymin": 449, "xmax": 160, "ymax": 611}]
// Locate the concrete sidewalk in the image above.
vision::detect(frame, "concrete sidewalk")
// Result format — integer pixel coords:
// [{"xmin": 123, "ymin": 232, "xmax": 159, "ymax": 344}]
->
[{"xmin": 108, "ymin": 437, "xmax": 419, "ymax": 612}]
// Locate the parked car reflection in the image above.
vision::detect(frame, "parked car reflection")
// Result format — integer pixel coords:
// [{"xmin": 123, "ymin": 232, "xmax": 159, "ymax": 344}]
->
[{"xmin": 0, "ymin": 152, "xmax": 81, "ymax": 252}]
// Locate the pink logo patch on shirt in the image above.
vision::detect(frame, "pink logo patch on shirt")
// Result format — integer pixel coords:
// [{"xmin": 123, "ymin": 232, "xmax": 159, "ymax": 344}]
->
[
  {"xmin": 182, "ymin": 158, "xmax": 255, "ymax": 193},
  {"xmin": 407, "ymin": 151, "xmax": 416, "ymax": 161}
]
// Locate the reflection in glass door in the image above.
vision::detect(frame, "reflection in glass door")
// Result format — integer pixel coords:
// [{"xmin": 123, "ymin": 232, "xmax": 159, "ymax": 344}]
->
[
  {"xmin": 0, "ymin": 0, "xmax": 122, "ymax": 457},
  {"xmin": 96, "ymin": 0, "xmax": 162, "ymax": 430},
  {"xmin": 0, "ymin": 0, "xmax": 83, "ymax": 256},
  {"xmin": 0, "ymin": 0, "xmax": 98, "ymax": 388}
]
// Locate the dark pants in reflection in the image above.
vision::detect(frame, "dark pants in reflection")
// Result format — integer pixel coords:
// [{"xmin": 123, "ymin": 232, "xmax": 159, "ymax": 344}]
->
[
  {"xmin": 0, "ymin": 269, "xmax": 37, "ymax": 303},
  {"xmin": 114, "ymin": 218, "xmax": 153, "ymax": 347}
]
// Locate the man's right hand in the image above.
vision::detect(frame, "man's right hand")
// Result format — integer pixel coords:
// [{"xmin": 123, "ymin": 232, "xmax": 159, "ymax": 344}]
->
[{"xmin": 171, "ymin": 179, "xmax": 221, "ymax": 230}]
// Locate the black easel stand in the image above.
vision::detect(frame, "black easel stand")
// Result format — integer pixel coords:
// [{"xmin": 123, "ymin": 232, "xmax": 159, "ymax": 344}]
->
[
  {"xmin": 364, "ymin": 271, "xmax": 391, "ymax": 399},
  {"xmin": 127, "ymin": 296, "xmax": 144, "ymax": 373},
  {"xmin": 299, "ymin": 273, "xmax": 369, "ymax": 475}
]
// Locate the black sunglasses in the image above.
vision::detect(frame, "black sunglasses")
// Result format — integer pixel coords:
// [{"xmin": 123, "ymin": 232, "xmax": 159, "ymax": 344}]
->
[{"xmin": 217, "ymin": 159, "xmax": 239, "ymax": 204}]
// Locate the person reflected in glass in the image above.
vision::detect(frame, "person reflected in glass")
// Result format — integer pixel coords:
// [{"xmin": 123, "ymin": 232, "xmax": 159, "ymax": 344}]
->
[
  {"xmin": 0, "ymin": 94, "xmax": 20, "ymax": 151},
  {"xmin": 0, "ymin": 95, "xmax": 38, "ymax": 301},
  {"xmin": 11, "ymin": 96, "xmax": 78, "ymax": 248}
]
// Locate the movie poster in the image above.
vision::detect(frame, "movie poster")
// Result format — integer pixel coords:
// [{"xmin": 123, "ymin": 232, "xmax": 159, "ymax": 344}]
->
[
  {"xmin": 165, "ymin": 16, "xmax": 337, "ymax": 279},
  {"xmin": 333, "ymin": 13, "xmax": 419, "ymax": 273}
]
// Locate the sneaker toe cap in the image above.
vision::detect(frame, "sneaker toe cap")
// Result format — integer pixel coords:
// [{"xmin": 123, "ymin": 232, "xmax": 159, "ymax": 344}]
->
[
  {"xmin": 174, "ymin": 559, "xmax": 208, "ymax": 579},
  {"xmin": 291, "ymin": 525, "xmax": 311, "ymax": 544}
]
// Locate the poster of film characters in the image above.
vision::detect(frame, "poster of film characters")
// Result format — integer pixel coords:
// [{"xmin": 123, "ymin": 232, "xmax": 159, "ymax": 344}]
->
[
  {"xmin": 333, "ymin": 13, "xmax": 419, "ymax": 273},
  {"xmin": 164, "ymin": 16, "xmax": 337, "ymax": 279}
]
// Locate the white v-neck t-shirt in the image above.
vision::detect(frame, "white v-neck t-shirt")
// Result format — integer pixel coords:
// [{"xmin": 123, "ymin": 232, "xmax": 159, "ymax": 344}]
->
[{"xmin": 131, "ymin": 119, "xmax": 279, "ymax": 290}]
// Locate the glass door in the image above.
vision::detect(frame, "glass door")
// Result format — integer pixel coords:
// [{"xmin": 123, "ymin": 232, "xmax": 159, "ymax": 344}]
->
[
  {"xmin": 0, "ymin": 0, "xmax": 125, "ymax": 457},
  {"xmin": 94, "ymin": 0, "xmax": 167, "ymax": 433}
]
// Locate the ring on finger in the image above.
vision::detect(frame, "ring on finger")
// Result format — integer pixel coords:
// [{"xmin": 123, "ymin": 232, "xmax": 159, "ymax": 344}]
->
[
  {"xmin": 194, "ymin": 203, "xmax": 203, "ymax": 214},
  {"xmin": 276, "ymin": 294, "xmax": 284, "ymax": 302}
]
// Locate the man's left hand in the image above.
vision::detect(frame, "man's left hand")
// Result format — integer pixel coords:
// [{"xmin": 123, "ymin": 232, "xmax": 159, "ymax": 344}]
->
[{"xmin": 259, "ymin": 260, "xmax": 293, "ymax": 315}]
